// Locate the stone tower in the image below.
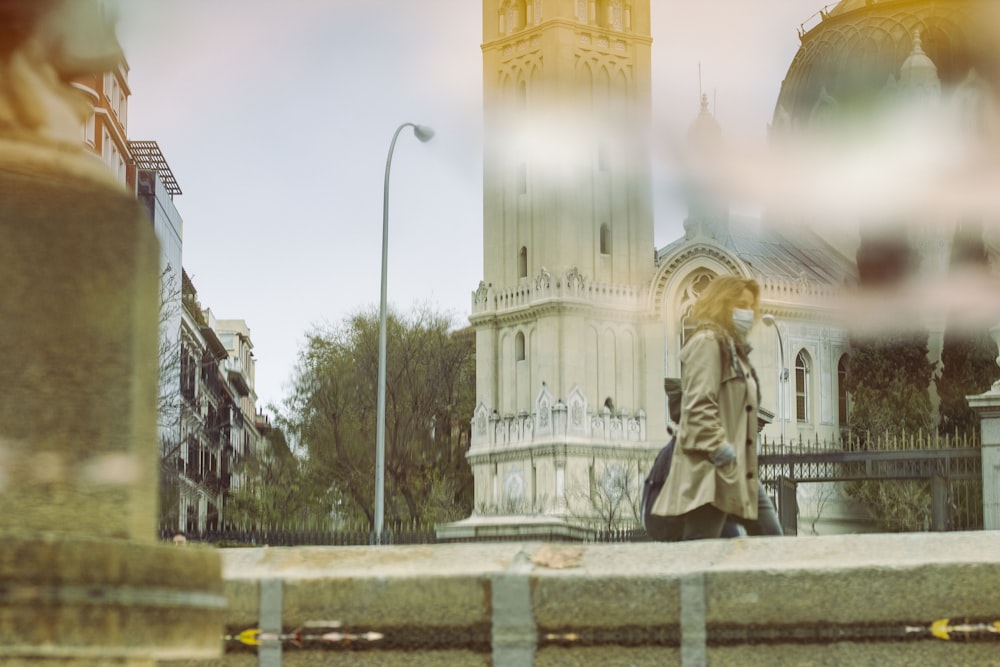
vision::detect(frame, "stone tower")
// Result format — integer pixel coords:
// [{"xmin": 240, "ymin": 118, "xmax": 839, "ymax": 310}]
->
[{"xmin": 465, "ymin": 0, "xmax": 657, "ymax": 525}]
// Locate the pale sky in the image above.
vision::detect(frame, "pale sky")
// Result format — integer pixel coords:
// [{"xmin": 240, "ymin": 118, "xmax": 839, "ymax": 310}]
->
[{"xmin": 115, "ymin": 1, "xmax": 813, "ymax": 412}]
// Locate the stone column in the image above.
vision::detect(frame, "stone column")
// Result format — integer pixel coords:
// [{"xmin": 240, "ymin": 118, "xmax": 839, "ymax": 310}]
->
[
  {"xmin": 0, "ymin": 2, "xmax": 222, "ymax": 663},
  {"xmin": 967, "ymin": 324, "xmax": 1000, "ymax": 530}
]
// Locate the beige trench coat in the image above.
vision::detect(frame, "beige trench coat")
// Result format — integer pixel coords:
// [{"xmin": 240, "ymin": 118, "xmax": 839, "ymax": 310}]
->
[{"xmin": 651, "ymin": 329, "xmax": 759, "ymax": 520}]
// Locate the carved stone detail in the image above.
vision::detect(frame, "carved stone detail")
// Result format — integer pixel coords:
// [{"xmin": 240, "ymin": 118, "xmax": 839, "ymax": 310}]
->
[
  {"xmin": 535, "ymin": 266, "xmax": 552, "ymax": 291},
  {"xmin": 0, "ymin": 0, "xmax": 122, "ymax": 145}
]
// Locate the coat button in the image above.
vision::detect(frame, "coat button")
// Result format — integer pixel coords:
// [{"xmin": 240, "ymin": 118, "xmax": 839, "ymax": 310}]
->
[
  {"xmin": 746, "ymin": 439, "xmax": 753, "ymax": 447},
  {"xmin": 745, "ymin": 405, "xmax": 752, "ymax": 412},
  {"xmin": 746, "ymin": 472, "xmax": 754, "ymax": 480}
]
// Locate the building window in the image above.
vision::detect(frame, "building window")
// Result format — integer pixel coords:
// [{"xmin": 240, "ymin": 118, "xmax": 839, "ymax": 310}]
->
[
  {"xmin": 108, "ymin": 76, "xmax": 121, "ymax": 120},
  {"xmin": 795, "ymin": 350, "xmax": 811, "ymax": 422},
  {"xmin": 599, "ymin": 224, "xmax": 611, "ymax": 254},
  {"xmin": 118, "ymin": 87, "xmax": 127, "ymax": 131},
  {"xmin": 679, "ymin": 272, "xmax": 713, "ymax": 349},
  {"xmin": 101, "ymin": 128, "xmax": 112, "ymax": 163},
  {"xmin": 596, "ymin": 0, "xmax": 622, "ymax": 29},
  {"xmin": 515, "ymin": 331, "xmax": 526, "ymax": 361},
  {"xmin": 531, "ymin": 463, "xmax": 537, "ymax": 505},
  {"xmin": 83, "ymin": 112, "xmax": 96, "ymax": 147},
  {"xmin": 492, "ymin": 463, "xmax": 499, "ymax": 504},
  {"xmin": 502, "ymin": 1, "xmax": 527, "ymax": 34},
  {"xmin": 838, "ymin": 355, "xmax": 850, "ymax": 428},
  {"xmin": 103, "ymin": 72, "xmax": 114, "ymax": 104},
  {"xmin": 519, "ymin": 246, "xmax": 528, "ymax": 279}
]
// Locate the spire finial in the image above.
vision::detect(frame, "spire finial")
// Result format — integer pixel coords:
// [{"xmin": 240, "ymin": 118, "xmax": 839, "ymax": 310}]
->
[{"xmin": 912, "ymin": 28, "xmax": 925, "ymax": 55}]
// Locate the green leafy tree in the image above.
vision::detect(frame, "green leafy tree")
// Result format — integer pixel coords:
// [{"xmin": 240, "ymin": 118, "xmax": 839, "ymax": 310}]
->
[
  {"xmin": 224, "ymin": 425, "xmax": 326, "ymax": 528},
  {"xmin": 845, "ymin": 331, "xmax": 936, "ymax": 442},
  {"xmin": 937, "ymin": 220, "xmax": 997, "ymax": 437},
  {"xmin": 845, "ymin": 333, "xmax": 938, "ymax": 532},
  {"xmin": 845, "ymin": 232, "xmax": 938, "ymax": 531},
  {"xmin": 848, "ymin": 225, "xmax": 936, "ymax": 438},
  {"xmin": 284, "ymin": 306, "xmax": 475, "ymax": 527},
  {"xmin": 938, "ymin": 330, "xmax": 996, "ymax": 436}
]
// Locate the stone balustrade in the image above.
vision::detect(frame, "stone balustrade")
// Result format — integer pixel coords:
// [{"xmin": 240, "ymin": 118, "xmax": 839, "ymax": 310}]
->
[{"xmin": 471, "ymin": 268, "xmax": 647, "ymax": 316}]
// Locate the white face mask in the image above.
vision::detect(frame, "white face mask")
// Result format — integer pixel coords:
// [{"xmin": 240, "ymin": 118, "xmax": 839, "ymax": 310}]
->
[{"xmin": 732, "ymin": 308, "xmax": 755, "ymax": 334}]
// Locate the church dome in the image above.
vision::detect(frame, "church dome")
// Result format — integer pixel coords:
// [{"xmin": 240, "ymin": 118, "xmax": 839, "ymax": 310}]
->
[
  {"xmin": 771, "ymin": 0, "xmax": 997, "ymax": 130},
  {"xmin": 898, "ymin": 30, "xmax": 937, "ymax": 83},
  {"xmin": 826, "ymin": 0, "xmax": 874, "ymax": 18}
]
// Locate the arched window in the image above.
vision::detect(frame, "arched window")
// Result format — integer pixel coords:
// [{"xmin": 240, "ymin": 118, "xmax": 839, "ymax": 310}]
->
[
  {"xmin": 795, "ymin": 350, "xmax": 811, "ymax": 422},
  {"xmin": 501, "ymin": 0, "xmax": 527, "ymax": 34},
  {"xmin": 515, "ymin": 331, "xmax": 526, "ymax": 361},
  {"xmin": 608, "ymin": 0, "xmax": 623, "ymax": 30},
  {"xmin": 516, "ymin": 0, "xmax": 527, "ymax": 29},
  {"xmin": 518, "ymin": 246, "xmax": 528, "ymax": 279},
  {"xmin": 599, "ymin": 224, "xmax": 610, "ymax": 255},
  {"xmin": 596, "ymin": 0, "xmax": 621, "ymax": 29},
  {"xmin": 838, "ymin": 355, "xmax": 850, "ymax": 428}
]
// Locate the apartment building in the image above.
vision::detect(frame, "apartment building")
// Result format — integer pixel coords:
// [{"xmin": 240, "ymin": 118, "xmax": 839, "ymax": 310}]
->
[{"xmin": 76, "ymin": 56, "xmax": 263, "ymax": 534}]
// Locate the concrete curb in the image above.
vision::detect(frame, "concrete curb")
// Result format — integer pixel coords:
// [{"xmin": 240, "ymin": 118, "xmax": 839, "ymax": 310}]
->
[{"xmin": 215, "ymin": 532, "xmax": 1000, "ymax": 666}]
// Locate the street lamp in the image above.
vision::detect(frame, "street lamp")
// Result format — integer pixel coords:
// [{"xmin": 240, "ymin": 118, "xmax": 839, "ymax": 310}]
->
[
  {"xmin": 761, "ymin": 314, "xmax": 788, "ymax": 444},
  {"xmin": 375, "ymin": 122, "xmax": 434, "ymax": 544}
]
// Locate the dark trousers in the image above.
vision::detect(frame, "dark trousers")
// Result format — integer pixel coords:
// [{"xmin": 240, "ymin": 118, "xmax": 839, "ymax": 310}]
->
[{"xmin": 681, "ymin": 482, "xmax": 783, "ymax": 540}]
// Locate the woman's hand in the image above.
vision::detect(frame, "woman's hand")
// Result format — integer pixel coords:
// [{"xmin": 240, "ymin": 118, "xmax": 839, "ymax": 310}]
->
[{"xmin": 709, "ymin": 443, "xmax": 737, "ymax": 468}]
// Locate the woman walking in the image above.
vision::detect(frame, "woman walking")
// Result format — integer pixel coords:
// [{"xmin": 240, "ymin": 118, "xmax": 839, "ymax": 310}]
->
[{"xmin": 651, "ymin": 275, "xmax": 782, "ymax": 540}]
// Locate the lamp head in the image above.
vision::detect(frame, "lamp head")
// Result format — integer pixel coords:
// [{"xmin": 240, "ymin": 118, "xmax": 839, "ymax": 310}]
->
[
  {"xmin": 761, "ymin": 314, "xmax": 776, "ymax": 327},
  {"xmin": 413, "ymin": 124, "xmax": 435, "ymax": 142}
]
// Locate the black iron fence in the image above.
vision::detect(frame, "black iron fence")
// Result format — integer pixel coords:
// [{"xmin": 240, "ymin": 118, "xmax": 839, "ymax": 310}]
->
[
  {"xmin": 161, "ymin": 433, "xmax": 984, "ymax": 546},
  {"xmin": 159, "ymin": 522, "xmax": 436, "ymax": 547},
  {"xmin": 758, "ymin": 431, "xmax": 983, "ymax": 534},
  {"xmin": 159, "ymin": 522, "xmax": 658, "ymax": 547}
]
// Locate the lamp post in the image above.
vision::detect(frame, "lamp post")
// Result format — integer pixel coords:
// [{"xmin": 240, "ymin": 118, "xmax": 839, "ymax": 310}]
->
[
  {"xmin": 762, "ymin": 314, "xmax": 787, "ymax": 444},
  {"xmin": 375, "ymin": 122, "xmax": 434, "ymax": 544}
]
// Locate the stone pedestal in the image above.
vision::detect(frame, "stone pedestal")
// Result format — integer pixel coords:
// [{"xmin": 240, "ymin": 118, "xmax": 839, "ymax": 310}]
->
[
  {"xmin": 0, "ymin": 140, "xmax": 223, "ymax": 663},
  {"xmin": 0, "ymin": 142, "xmax": 161, "ymax": 539},
  {"xmin": 0, "ymin": 532, "xmax": 222, "ymax": 665}
]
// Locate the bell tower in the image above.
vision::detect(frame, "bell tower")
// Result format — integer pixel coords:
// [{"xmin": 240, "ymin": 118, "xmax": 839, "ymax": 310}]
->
[
  {"xmin": 465, "ymin": 0, "xmax": 657, "ymax": 523},
  {"xmin": 481, "ymin": 0, "xmax": 653, "ymax": 289}
]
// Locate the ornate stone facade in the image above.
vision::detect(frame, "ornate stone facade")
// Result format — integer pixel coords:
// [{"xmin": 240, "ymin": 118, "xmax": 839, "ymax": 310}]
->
[{"xmin": 461, "ymin": 0, "xmax": 999, "ymax": 532}]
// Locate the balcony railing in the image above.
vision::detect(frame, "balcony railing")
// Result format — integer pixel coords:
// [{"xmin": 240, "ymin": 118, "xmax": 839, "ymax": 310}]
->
[{"xmin": 223, "ymin": 358, "xmax": 251, "ymax": 396}]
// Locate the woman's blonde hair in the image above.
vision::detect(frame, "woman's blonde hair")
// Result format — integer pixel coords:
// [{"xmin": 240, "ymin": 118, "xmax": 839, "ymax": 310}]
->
[{"xmin": 689, "ymin": 275, "xmax": 760, "ymax": 334}]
